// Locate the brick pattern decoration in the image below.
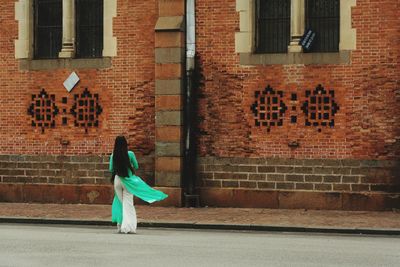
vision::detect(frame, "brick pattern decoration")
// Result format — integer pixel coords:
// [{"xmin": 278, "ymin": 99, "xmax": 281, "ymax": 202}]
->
[
  {"xmin": 301, "ymin": 85, "xmax": 339, "ymax": 132},
  {"xmin": 70, "ymin": 88, "xmax": 103, "ymax": 133},
  {"xmin": 27, "ymin": 89, "xmax": 59, "ymax": 133},
  {"xmin": 251, "ymin": 85, "xmax": 287, "ymax": 132},
  {"xmin": 198, "ymin": 157, "xmax": 400, "ymax": 193}
]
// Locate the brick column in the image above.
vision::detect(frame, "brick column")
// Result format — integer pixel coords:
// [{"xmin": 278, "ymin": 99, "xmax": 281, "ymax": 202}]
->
[{"xmin": 154, "ymin": 0, "xmax": 185, "ymax": 206}]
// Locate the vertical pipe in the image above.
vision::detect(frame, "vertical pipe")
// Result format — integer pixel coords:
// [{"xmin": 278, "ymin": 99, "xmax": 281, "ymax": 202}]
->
[
  {"xmin": 186, "ymin": 0, "xmax": 196, "ymax": 71},
  {"xmin": 184, "ymin": 0, "xmax": 199, "ymax": 206}
]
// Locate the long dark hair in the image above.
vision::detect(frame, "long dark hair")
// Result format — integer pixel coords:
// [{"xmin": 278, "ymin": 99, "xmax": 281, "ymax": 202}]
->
[{"xmin": 112, "ymin": 136, "xmax": 135, "ymax": 178}]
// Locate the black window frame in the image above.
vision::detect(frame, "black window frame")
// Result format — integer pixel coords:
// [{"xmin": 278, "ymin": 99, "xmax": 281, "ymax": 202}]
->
[
  {"xmin": 33, "ymin": 0, "xmax": 63, "ymax": 59},
  {"xmin": 75, "ymin": 0, "xmax": 104, "ymax": 58},
  {"xmin": 255, "ymin": 0, "xmax": 291, "ymax": 54},
  {"xmin": 305, "ymin": 0, "xmax": 340, "ymax": 53}
]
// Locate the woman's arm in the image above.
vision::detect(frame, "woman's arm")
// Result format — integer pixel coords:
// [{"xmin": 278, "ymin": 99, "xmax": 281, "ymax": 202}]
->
[
  {"xmin": 109, "ymin": 154, "xmax": 114, "ymax": 172},
  {"xmin": 128, "ymin": 151, "xmax": 139, "ymax": 170}
]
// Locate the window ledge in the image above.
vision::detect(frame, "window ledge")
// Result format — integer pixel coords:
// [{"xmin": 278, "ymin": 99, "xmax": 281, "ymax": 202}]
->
[
  {"xmin": 239, "ymin": 51, "xmax": 351, "ymax": 65},
  {"xmin": 19, "ymin": 58, "xmax": 112, "ymax": 71}
]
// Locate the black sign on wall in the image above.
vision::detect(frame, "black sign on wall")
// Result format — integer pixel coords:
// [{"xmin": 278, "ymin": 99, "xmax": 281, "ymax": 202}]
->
[{"xmin": 299, "ymin": 29, "xmax": 316, "ymax": 51}]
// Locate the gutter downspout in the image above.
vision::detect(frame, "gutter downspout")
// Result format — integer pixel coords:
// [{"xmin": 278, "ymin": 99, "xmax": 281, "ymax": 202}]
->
[
  {"xmin": 183, "ymin": 0, "xmax": 199, "ymax": 207},
  {"xmin": 186, "ymin": 0, "xmax": 195, "ymax": 71}
]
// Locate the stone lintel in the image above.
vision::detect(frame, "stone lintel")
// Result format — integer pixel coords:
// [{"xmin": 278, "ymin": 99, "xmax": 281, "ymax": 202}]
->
[
  {"xmin": 239, "ymin": 51, "xmax": 351, "ymax": 65},
  {"xmin": 19, "ymin": 58, "xmax": 112, "ymax": 70}
]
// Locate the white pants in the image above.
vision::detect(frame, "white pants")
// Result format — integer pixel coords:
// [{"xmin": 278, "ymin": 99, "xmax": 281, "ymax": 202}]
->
[{"xmin": 114, "ymin": 175, "xmax": 137, "ymax": 233}]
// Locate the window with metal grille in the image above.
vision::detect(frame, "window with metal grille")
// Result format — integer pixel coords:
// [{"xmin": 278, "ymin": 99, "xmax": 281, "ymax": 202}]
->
[
  {"xmin": 256, "ymin": 0, "xmax": 291, "ymax": 54},
  {"xmin": 75, "ymin": 0, "xmax": 104, "ymax": 58},
  {"xmin": 34, "ymin": 0, "xmax": 62, "ymax": 59},
  {"xmin": 306, "ymin": 0, "xmax": 340, "ymax": 52}
]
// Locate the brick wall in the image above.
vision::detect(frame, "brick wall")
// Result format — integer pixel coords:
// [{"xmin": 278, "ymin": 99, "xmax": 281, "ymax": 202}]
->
[
  {"xmin": 191, "ymin": 0, "xmax": 400, "ymax": 208},
  {"xmin": 0, "ymin": 0, "xmax": 398, "ymax": 209},
  {"xmin": 0, "ymin": 0, "xmax": 162, "ymax": 204},
  {"xmin": 0, "ymin": 154, "xmax": 154, "ymax": 185},
  {"xmin": 198, "ymin": 157, "xmax": 400, "ymax": 193},
  {"xmin": 0, "ymin": 0, "xmax": 157, "ymax": 156},
  {"xmin": 0, "ymin": 153, "xmax": 155, "ymax": 204},
  {"xmin": 195, "ymin": 0, "xmax": 400, "ymax": 160}
]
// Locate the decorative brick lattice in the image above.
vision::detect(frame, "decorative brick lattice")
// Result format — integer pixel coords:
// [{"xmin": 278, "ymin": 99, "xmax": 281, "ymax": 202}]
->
[
  {"xmin": 251, "ymin": 85, "xmax": 287, "ymax": 132},
  {"xmin": 301, "ymin": 84, "xmax": 339, "ymax": 132},
  {"xmin": 27, "ymin": 89, "xmax": 59, "ymax": 133},
  {"xmin": 70, "ymin": 88, "xmax": 103, "ymax": 133}
]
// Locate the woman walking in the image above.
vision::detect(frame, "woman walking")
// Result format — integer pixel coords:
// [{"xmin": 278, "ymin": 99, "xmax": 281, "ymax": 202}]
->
[{"xmin": 110, "ymin": 136, "xmax": 168, "ymax": 233}]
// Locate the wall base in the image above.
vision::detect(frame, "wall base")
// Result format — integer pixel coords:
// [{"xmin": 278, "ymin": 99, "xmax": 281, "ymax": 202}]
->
[
  {"xmin": 0, "ymin": 183, "xmax": 181, "ymax": 207},
  {"xmin": 1, "ymin": 183, "xmax": 398, "ymax": 211},
  {"xmin": 199, "ymin": 188, "xmax": 400, "ymax": 211},
  {"xmin": 0, "ymin": 183, "xmax": 114, "ymax": 204},
  {"xmin": 153, "ymin": 187, "xmax": 182, "ymax": 207},
  {"xmin": 135, "ymin": 187, "xmax": 182, "ymax": 207}
]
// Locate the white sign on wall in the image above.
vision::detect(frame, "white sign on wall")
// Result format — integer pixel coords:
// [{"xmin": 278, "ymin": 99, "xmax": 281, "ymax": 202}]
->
[{"xmin": 63, "ymin": 72, "xmax": 80, "ymax": 92}]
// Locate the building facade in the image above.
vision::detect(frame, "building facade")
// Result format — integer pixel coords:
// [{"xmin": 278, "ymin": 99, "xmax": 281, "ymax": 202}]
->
[{"xmin": 0, "ymin": 0, "xmax": 399, "ymax": 210}]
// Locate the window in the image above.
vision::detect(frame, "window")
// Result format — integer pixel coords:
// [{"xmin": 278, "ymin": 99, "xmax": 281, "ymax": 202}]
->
[
  {"xmin": 34, "ymin": 0, "xmax": 62, "ymax": 59},
  {"xmin": 306, "ymin": 0, "xmax": 340, "ymax": 52},
  {"xmin": 235, "ymin": 0, "xmax": 356, "ymax": 65},
  {"xmin": 76, "ymin": 0, "xmax": 104, "ymax": 58},
  {"xmin": 33, "ymin": 0, "xmax": 103, "ymax": 59},
  {"xmin": 16, "ymin": 0, "xmax": 116, "ymax": 69},
  {"xmin": 256, "ymin": 0, "xmax": 291, "ymax": 53},
  {"xmin": 255, "ymin": 0, "xmax": 340, "ymax": 54}
]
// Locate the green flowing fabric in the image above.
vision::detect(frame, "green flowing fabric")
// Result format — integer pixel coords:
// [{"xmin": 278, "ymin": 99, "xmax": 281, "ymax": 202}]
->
[{"xmin": 110, "ymin": 151, "xmax": 168, "ymax": 224}]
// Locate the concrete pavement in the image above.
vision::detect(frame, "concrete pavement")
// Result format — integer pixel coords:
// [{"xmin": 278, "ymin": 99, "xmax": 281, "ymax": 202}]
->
[
  {"xmin": 0, "ymin": 203, "xmax": 400, "ymax": 235},
  {"xmin": 1, "ymin": 224, "xmax": 399, "ymax": 267}
]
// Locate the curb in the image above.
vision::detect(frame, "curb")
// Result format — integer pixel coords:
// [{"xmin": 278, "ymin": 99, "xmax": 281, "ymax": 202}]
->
[{"xmin": 1, "ymin": 217, "xmax": 400, "ymax": 236}]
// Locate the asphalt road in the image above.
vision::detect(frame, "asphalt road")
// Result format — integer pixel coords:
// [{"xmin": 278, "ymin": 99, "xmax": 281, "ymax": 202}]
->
[{"xmin": 0, "ymin": 224, "xmax": 399, "ymax": 267}]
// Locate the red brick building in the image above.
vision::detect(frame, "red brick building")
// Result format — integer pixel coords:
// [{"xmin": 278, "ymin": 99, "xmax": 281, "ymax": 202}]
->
[{"xmin": 0, "ymin": 0, "xmax": 399, "ymax": 210}]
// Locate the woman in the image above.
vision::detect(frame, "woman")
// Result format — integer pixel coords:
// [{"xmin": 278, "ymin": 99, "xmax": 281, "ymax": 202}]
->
[{"xmin": 110, "ymin": 136, "xmax": 168, "ymax": 233}]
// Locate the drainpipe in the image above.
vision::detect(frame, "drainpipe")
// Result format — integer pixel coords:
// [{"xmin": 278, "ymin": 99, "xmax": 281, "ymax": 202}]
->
[
  {"xmin": 183, "ymin": 0, "xmax": 199, "ymax": 207},
  {"xmin": 186, "ymin": 0, "xmax": 195, "ymax": 71}
]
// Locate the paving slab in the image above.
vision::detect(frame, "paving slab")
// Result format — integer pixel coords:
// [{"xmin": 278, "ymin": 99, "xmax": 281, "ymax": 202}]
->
[{"xmin": 0, "ymin": 203, "xmax": 399, "ymax": 235}]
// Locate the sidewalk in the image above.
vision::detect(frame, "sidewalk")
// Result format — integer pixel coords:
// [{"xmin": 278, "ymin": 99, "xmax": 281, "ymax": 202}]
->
[{"xmin": 1, "ymin": 203, "xmax": 400, "ymax": 235}]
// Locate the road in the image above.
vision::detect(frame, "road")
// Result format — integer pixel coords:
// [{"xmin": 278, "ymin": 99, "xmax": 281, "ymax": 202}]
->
[{"xmin": 0, "ymin": 224, "xmax": 399, "ymax": 267}]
